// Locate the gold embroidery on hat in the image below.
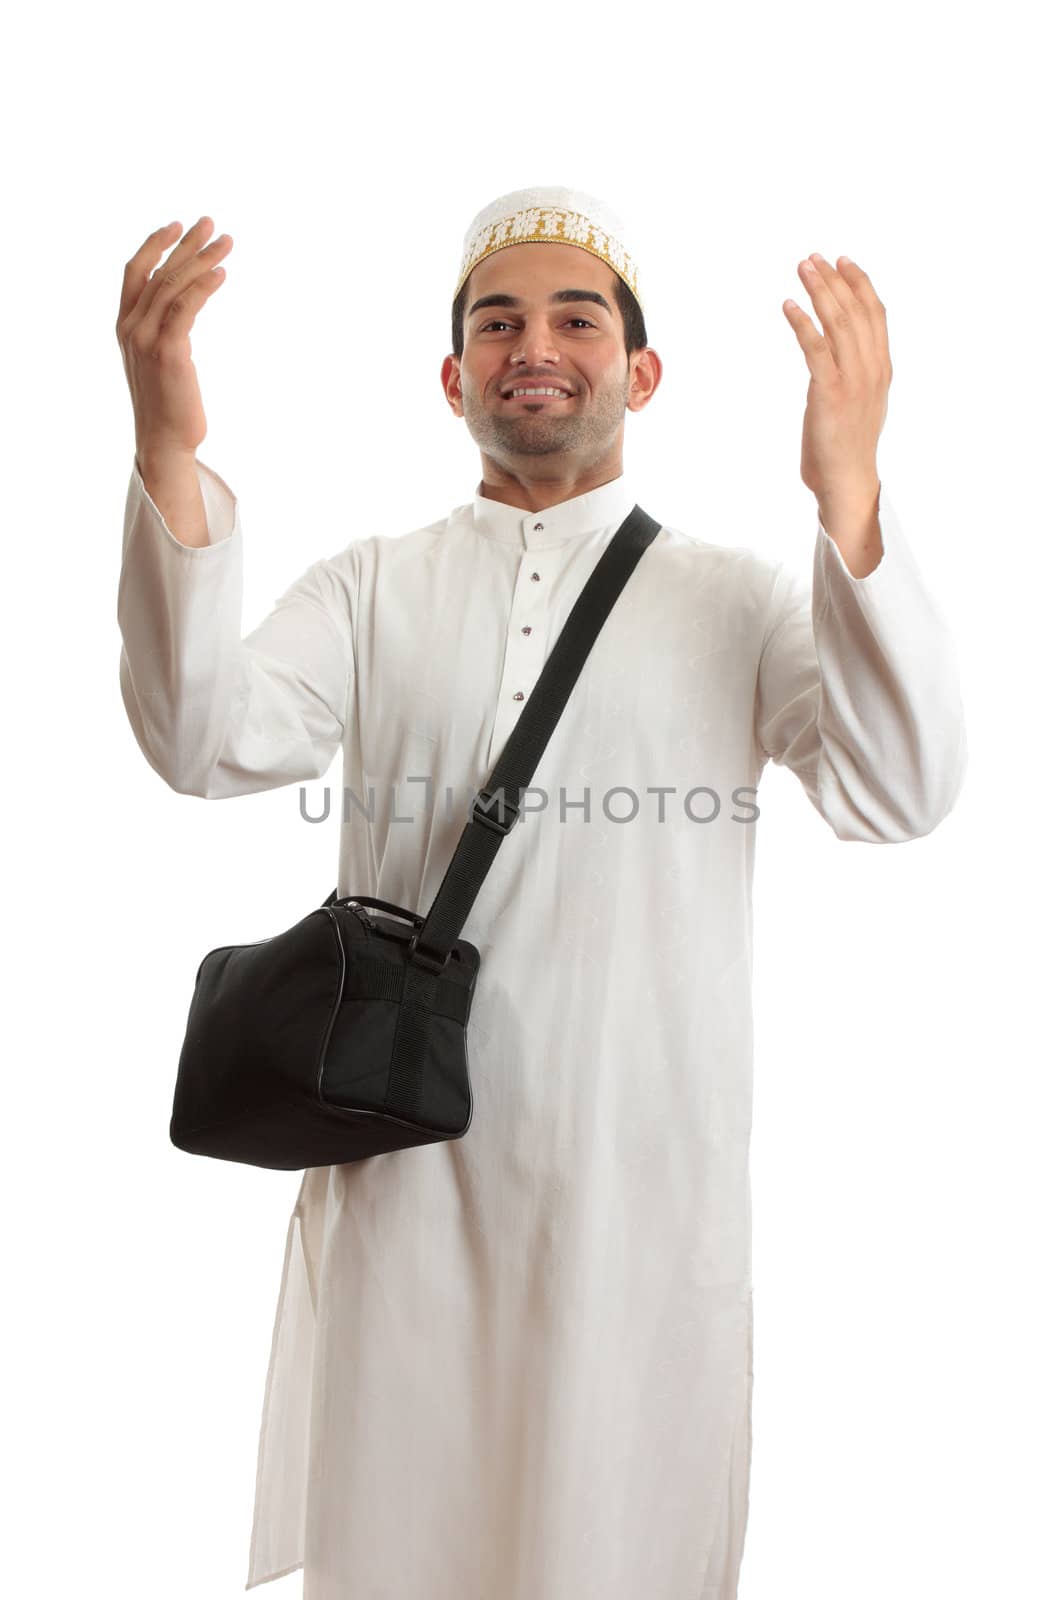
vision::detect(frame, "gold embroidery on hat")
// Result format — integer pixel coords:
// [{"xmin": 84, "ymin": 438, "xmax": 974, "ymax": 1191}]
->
[{"xmin": 455, "ymin": 205, "xmax": 642, "ymax": 310}]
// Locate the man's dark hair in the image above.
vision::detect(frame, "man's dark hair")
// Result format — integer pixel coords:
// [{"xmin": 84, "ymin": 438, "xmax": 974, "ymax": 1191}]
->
[{"xmin": 451, "ymin": 269, "xmax": 648, "ymax": 361}]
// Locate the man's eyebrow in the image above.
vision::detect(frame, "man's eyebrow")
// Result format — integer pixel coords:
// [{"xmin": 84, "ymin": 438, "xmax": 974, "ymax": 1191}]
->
[{"xmin": 467, "ymin": 288, "xmax": 613, "ymax": 319}]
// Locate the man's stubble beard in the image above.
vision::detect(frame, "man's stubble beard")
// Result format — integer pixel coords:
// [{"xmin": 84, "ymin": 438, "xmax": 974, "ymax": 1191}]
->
[{"xmin": 461, "ymin": 375, "xmax": 631, "ymax": 459}]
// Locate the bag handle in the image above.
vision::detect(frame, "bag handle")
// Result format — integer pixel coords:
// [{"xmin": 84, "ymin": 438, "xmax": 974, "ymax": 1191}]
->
[{"xmin": 324, "ymin": 894, "xmax": 425, "ymax": 927}]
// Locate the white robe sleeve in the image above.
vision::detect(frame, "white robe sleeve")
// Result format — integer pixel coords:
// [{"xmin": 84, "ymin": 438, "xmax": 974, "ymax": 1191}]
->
[
  {"xmin": 755, "ymin": 486, "xmax": 967, "ymax": 842},
  {"xmin": 117, "ymin": 456, "xmax": 352, "ymax": 799}
]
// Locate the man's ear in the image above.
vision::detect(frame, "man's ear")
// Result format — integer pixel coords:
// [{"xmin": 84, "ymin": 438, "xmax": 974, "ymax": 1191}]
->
[{"xmin": 441, "ymin": 354, "xmax": 463, "ymax": 416}]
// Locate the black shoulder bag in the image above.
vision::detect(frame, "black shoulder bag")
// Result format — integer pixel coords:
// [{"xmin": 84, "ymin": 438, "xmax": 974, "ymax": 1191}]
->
[{"xmin": 169, "ymin": 503, "xmax": 661, "ymax": 1170}]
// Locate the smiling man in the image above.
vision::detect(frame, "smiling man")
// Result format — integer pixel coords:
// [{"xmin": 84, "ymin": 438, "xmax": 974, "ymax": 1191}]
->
[
  {"xmin": 441, "ymin": 233, "xmax": 661, "ymax": 509},
  {"xmin": 116, "ymin": 185, "xmax": 967, "ymax": 1600}
]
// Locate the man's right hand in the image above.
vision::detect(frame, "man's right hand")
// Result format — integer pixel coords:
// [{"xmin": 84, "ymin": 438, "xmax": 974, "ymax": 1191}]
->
[{"xmin": 116, "ymin": 216, "xmax": 234, "ymax": 465}]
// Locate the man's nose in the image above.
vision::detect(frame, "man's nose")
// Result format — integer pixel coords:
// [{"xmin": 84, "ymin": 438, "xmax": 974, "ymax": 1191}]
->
[{"xmin": 511, "ymin": 332, "xmax": 562, "ymax": 367}]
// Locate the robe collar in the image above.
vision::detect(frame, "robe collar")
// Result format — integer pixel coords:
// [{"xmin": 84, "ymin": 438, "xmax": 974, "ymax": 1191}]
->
[{"xmin": 470, "ymin": 470, "xmax": 640, "ymax": 551}]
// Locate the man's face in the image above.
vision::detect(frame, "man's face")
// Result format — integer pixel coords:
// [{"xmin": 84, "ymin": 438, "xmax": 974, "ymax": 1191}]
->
[{"xmin": 442, "ymin": 241, "xmax": 654, "ymax": 462}]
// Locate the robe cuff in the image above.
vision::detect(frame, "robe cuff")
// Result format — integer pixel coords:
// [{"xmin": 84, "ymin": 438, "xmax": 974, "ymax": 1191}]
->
[
  {"xmin": 130, "ymin": 453, "xmax": 238, "ymax": 550},
  {"xmin": 814, "ymin": 486, "xmax": 908, "ymax": 620}
]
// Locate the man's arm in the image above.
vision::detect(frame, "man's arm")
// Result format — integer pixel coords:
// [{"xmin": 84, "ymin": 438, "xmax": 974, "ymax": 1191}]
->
[
  {"xmin": 815, "ymin": 477, "xmax": 884, "ymax": 579},
  {"xmin": 118, "ymin": 454, "xmax": 354, "ymax": 799},
  {"xmin": 755, "ymin": 487, "xmax": 967, "ymax": 842},
  {"xmin": 136, "ymin": 447, "xmax": 208, "ymax": 548}
]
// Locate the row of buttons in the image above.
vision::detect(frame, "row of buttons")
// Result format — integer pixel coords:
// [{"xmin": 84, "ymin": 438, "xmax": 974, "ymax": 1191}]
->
[{"xmin": 513, "ymin": 525, "xmax": 545, "ymax": 701}]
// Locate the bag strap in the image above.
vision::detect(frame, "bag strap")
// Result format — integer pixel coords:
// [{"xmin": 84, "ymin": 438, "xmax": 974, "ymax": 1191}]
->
[
  {"xmin": 324, "ymin": 502, "xmax": 662, "ymax": 962},
  {"xmin": 399, "ymin": 501, "xmax": 662, "ymax": 971}
]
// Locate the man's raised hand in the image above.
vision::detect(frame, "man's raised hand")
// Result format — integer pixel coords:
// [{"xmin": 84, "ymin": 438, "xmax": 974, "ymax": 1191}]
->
[{"xmin": 116, "ymin": 217, "xmax": 234, "ymax": 466}]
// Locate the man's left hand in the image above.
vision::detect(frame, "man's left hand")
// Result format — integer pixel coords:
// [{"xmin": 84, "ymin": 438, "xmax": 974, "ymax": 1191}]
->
[{"xmin": 784, "ymin": 253, "xmax": 892, "ymax": 506}]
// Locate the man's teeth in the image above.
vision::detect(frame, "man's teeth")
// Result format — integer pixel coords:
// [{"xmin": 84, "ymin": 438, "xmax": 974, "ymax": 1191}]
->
[{"xmin": 509, "ymin": 387, "xmax": 570, "ymax": 398}]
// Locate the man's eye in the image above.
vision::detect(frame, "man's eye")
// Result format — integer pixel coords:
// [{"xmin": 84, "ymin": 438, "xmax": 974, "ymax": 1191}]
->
[{"xmin": 479, "ymin": 318, "xmax": 595, "ymax": 332}]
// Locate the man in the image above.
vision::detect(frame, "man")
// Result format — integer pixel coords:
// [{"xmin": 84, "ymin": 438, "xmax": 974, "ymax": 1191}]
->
[{"xmin": 116, "ymin": 186, "xmax": 967, "ymax": 1599}]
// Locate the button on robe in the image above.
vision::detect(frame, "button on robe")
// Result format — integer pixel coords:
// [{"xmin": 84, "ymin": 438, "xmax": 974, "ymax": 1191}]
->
[{"xmin": 117, "ymin": 458, "xmax": 967, "ymax": 1599}]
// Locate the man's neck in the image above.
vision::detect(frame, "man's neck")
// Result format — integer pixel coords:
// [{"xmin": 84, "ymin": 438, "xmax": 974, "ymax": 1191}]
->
[{"xmin": 477, "ymin": 465, "xmax": 624, "ymax": 515}]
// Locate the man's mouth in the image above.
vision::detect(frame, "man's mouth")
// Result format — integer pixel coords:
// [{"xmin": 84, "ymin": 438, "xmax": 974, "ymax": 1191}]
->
[{"xmin": 502, "ymin": 389, "xmax": 575, "ymax": 403}]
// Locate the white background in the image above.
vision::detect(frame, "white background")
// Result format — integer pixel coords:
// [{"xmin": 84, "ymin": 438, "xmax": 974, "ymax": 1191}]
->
[{"xmin": 3, "ymin": 1, "xmax": 1047, "ymax": 1596}]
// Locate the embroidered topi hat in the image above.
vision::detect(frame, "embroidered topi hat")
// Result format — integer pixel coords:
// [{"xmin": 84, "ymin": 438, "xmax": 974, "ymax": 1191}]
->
[{"xmin": 454, "ymin": 185, "xmax": 644, "ymax": 315}]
